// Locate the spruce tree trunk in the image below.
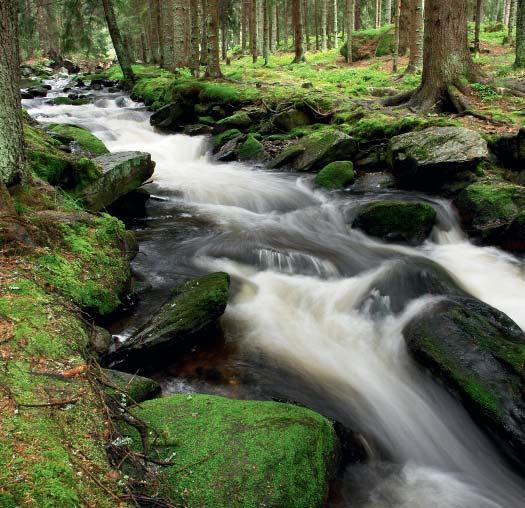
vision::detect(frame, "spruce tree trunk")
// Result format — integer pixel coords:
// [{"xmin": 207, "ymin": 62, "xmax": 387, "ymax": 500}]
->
[
  {"xmin": 403, "ymin": 0, "xmax": 423, "ymax": 73},
  {"xmin": 376, "ymin": 0, "xmax": 382, "ymax": 27},
  {"xmin": 315, "ymin": 0, "xmax": 320, "ymax": 50},
  {"xmin": 0, "ymin": 0, "xmax": 25, "ymax": 186},
  {"xmin": 393, "ymin": 0, "xmax": 400, "ymax": 71},
  {"xmin": 276, "ymin": 2, "xmax": 281, "ymax": 48},
  {"xmin": 102, "ymin": 0, "xmax": 135, "ymax": 85},
  {"xmin": 345, "ymin": 0, "xmax": 354, "ymax": 63},
  {"xmin": 304, "ymin": 0, "xmax": 311, "ymax": 50},
  {"xmin": 205, "ymin": 0, "xmax": 223, "ymax": 77},
  {"xmin": 162, "ymin": 1, "xmax": 175, "ymax": 70},
  {"xmin": 355, "ymin": 0, "xmax": 362, "ymax": 30},
  {"xmin": 264, "ymin": 0, "xmax": 270, "ymax": 64},
  {"xmin": 190, "ymin": 0, "xmax": 201, "ymax": 75},
  {"xmin": 406, "ymin": 0, "xmax": 480, "ymax": 111},
  {"xmin": 399, "ymin": 0, "xmax": 410, "ymax": 53},
  {"xmin": 292, "ymin": 0, "xmax": 305, "ymax": 62},
  {"xmin": 515, "ymin": 0, "xmax": 525, "ymax": 66},
  {"xmin": 509, "ymin": 0, "xmax": 516, "ymax": 43},
  {"xmin": 250, "ymin": 0, "xmax": 258, "ymax": 62},
  {"xmin": 174, "ymin": 0, "xmax": 188, "ymax": 68},
  {"xmin": 241, "ymin": 0, "xmax": 248, "ymax": 54},
  {"xmin": 505, "ymin": 0, "xmax": 512, "ymax": 25},
  {"xmin": 201, "ymin": 0, "xmax": 208, "ymax": 66},
  {"xmin": 474, "ymin": 0, "xmax": 483, "ymax": 56},
  {"xmin": 155, "ymin": 0, "xmax": 165, "ymax": 67},
  {"xmin": 384, "ymin": 0, "xmax": 392, "ymax": 24},
  {"xmin": 321, "ymin": 0, "xmax": 328, "ymax": 50},
  {"xmin": 333, "ymin": 0, "xmax": 339, "ymax": 48},
  {"xmin": 271, "ymin": 1, "xmax": 278, "ymax": 51}
]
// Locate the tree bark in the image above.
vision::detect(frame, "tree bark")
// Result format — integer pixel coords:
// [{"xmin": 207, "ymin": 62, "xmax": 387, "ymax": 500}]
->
[
  {"xmin": 190, "ymin": 0, "xmax": 201, "ymax": 75},
  {"xmin": 162, "ymin": 1, "xmax": 175, "ymax": 70},
  {"xmin": 376, "ymin": 0, "xmax": 382, "ymax": 27},
  {"xmin": 404, "ymin": 0, "xmax": 423, "ymax": 73},
  {"xmin": 390, "ymin": 0, "xmax": 481, "ymax": 112},
  {"xmin": 205, "ymin": 0, "xmax": 223, "ymax": 77},
  {"xmin": 516, "ymin": 0, "xmax": 525, "ymax": 66},
  {"xmin": 346, "ymin": 0, "xmax": 354, "ymax": 62},
  {"xmin": 509, "ymin": 0, "xmax": 516, "ymax": 43},
  {"xmin": 355, "ymin": 0, "xmax": 362, "ymax": 30},
  {"xmin": 0, "ymin": 0, "xmax": 25, "ymax": 186},
  {"xmin": 292, "ymin": 0, "xmax": 305, "ymax": 62},
  {"xmin": 505, "ymin": 0, "xmax": 511, "ymax": 25},
  {"xmin": 250, "ymin": 0, "xmax": 258, "ymax": 62},
  {"xmin": 242, "ymin": 0, "xmax": 249, "ymax": 54},
  {"xmin": 384, "ymin": 0, "xmax": 392, "ymax": 24},
  {"xmin": 393, "ymin": 0, "xmax": 400, "ymax": 71},
  {"xmin": 474, "ymin": 0, "xmax": 483, "ymax": 56},
  {"xmin": 321, "ymin": 0, "xmax": 328, "ymax": 50},
  {"xmin": 102, "ymin": 0, "xmax": 135, "ymax": 85},
  {"xmin": 304, "ymin": 0, "xmax": 312, "ymax": 50},
  {"xmin": 333, "ymin": 0, "xmax": 339, "ymax": 48},
  {"xmin": 264, "ymin": 0, "xmax": 270, "ymax": 64}
]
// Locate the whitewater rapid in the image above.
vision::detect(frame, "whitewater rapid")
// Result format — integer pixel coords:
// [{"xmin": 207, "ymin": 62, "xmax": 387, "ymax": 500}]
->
[{"xmin": 25, "ymin": 86, "xmax": 525, "ymax": 508}]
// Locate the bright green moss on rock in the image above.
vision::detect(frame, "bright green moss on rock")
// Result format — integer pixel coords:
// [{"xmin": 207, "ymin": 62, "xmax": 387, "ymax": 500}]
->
[
  {"xmin": 47, "ymin": 124, "xmax": 109, "ymax": 157},
  {"xmin": 108, "ymin": 272, "xmax": 230, "ymax": 369},
  {"xmin": 102, "ymin": 369, "xmax": 160, "ymax": 404},
  {"xmin": 212, "ymin": 128, "xmax": 242, "ymax": 151},
  {"xmin": 238, "ymin": 134, "xmax": 267, "ymax": 161},
  {"xmin": 315, "ymin": 161, "xmax": 355, "ymax": 189},
  {"xmin": 217, "ymin": 112, "xmax": 251, "ymax": 129},
  {"xmin": 120, "ymin": 394, "xmax": 338, "ymax": 508},
  {"xmin": 199, "ymin": 83, "xmax": 241, "ymax": 104},
  {"xmin": 353, "ymin": 200, "xmax": 437, "ymax": 245}
]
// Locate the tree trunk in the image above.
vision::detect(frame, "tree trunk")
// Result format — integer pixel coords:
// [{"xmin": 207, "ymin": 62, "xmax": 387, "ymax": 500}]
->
[
  {"xmin": 201, "ymin": 0, "xmax": 208, "ymax": 66},
  {"xmin": 393, "ymin": 0, "xmax": 400, "ymax": 71},
  {"xmin": 376, "ymin": 0, "xmax": 382, "ymax": 28},
  {"xmin": 304, "ymin": 0, "xmax": 312, "ymax": 50},
  {"xmin": 190, "ymin": 0, "xmax": 201, "ymax": 75},
  {"xmin": 384, "ymin": 0, "xmax": 392, "ymax": 24},
  {"xmin": 276, "ymin": 2, "xmax": 281, "ymax": 48},
  {"xmin": 333, "ymin": 0, "xmax": 339, "ymax": 48},
  {"xmin": 355, "ymin": 0, "xmax": 362, "ymax": 30},
  {"xmin": 405, "ymin": 0, "xmax": 423, "ymax": 73},
  {"xmin": 321, "ymin": 0, "xmax": 328, "ymax": 50},
  {"xmin": 0, "ymin": 0, "xmax": 25, "ymax": 186},
  {"xmin": 205, "ymin": 0, "xmax": 223, "ymax": 77},
  {"xmin": 346, "ymin": 0, "xmax": 354, "ymax": 62},
  {"xmin": 505, "ymin": 0, "xmax": 511, "ymax": 25},
  {"xmin": 271, "ymin": 1, "xmax": 278, "ymax": 51},
  {"xmin": 315, "ymin": 0, "xmax": 320, "ymax": 49},
  {"xmin": 162, "ymin": 1, "xmax": 175, "ymax": 70},
  {"xmin": 403, "ymin": 0, "xmax": 481, "ymax": 111},
  {"xmin": 516, "ymin": 0, "xmax": 525, "ymax": 66},
  {"xmin": 102, "ymin": 0, "xmax": 135, "ymax": 85},
  {"xmin": 474, "ymin": 0, "xmax": 483, "ymax": 56},
  {"xmin": 250, "ymin": 0, "xmax": 258, "ymax": 62},
  {"xmin": 242, "ymin": 0, "xmax": 248, "ymax": 53},
  {"xmin": 264, "ymin": 0, "xmax": 270, "ymax": 64},
  {"xmin": 292, "ymin": 0, "xmax": 305, "ymax": 62},
  {"xmin": 509, "ymin": 0, "xmax": 516, "ymax": 43},
  {"xmin": 155, "ymin": 0, "xmax": 164, "ymax": 67},
  {"xmin": 399, "ymin": 0, "xmax": 410, "ymax": 53}
]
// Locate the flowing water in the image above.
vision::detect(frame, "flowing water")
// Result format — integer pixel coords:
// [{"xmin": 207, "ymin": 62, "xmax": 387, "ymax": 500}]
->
[{"xmin": 24, "ymin": 81, "xmax": 525, "ymax": 507}]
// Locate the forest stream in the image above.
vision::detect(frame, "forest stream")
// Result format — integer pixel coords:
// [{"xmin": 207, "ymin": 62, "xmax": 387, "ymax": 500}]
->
[{"xmin": 24, "ymin": 78, "xmax": 525, "ymax": 508}]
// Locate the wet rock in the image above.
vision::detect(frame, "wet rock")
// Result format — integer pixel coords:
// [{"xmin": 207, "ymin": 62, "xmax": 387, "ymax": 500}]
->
[
  {"xmin": 107, "ymin": 188, "xmax": 151, "ymax": 220},
  {"xmin": 108, "ymin": 87, "xmax": 120, "ymax": 93},
  {"xmin": 268, "ymin": 144, "xmax": 306, "ymax": 169},
  {"xmin": 184, "ymin": 123, "xmax": 213, "ymax": 136},
  {"xmin": 90, "ymin": 326, "xmax": 114, "ymax": 356},
  {"xmin": 60, "ymin": 59, "xmax": 80, "ymax": 74},
  {"xmin": 454, "ymin": 179, "xmax": 525, "ymax": 252},
  {"xmin": 119, "ymin": 393, "xmax": 338, "ymax": 507},
  {"xmin": 80, "ymin": 151, "xmax": 155, "ymax": 212},
  {"xmin": 211, "ymin": 128, "xmax": 242, "ymax": 152},
  {"xmin": 404, "ymin": 296, "xmax": 525, "ymax": 471},
  {"xmin": 90, "ymin": 78, "xmax": 115, "ymax": 88},
  {"xmin": 102, "ymin": 369, "xmax": 160, "ymax": 404},
  {"xmin": 291, "ymin": 129, "xmax": 358, "ymax": 172},
  {"xmin": 21, "ymin": 91, "xmax": 34, "ymax": 99},
  {"xmin": 150, "ymin": 101, "xmax": 195, "ymax": 130},
  {"xmin": 388, "ymin": 126, "xmax": 489, "ymax": 190},
  {"xmin": 352, "ymin": 200, "xmax": 437, "ymax": 246},
  {"xmin": 315, "ymin": 161, "xmax": 355, "ymax": 189},
  {"xmin": 27, "ymin": 86, "xmax": 48, "ymax": 97},
  {"xmin": 273, "ymin": 108, "xmax": 312, "ymax": 131},
  {"xmin": 488, "ymin": 127, "xmax": 525, "ymax": 169},
  {"xmin": 47, "ymin": 96, "xmax": 92, "ymax": 106},
  {"xmin": 106, "ymin": 272, "xmax": 230, "ymax": 371},
  {"xmin": 215, "ymin": 137, "xmax": 241, "ymax": 161}
]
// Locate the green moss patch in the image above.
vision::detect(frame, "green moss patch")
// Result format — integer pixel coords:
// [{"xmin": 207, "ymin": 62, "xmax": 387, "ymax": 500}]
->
[
  {"xmin": 47, "ymin": 124, "xmax": 109, "ymax": 157},
  {"xmin": 212, "ymin": 128, "xmax": 242, "ymax": 150},
  {"xmin": 119, "ymin": 394, "xmax": 337, "ymax": 508},
  {"xmin": 47, "ymin": 96, "xmax": 92, "ymax": 106},
  {"xmin": 238, "ymin": 134, "xmax": 267, "ymax": 161},
  {"xmin": 315, "ymin": 161, "xmax": 355, "ymax": 189}
]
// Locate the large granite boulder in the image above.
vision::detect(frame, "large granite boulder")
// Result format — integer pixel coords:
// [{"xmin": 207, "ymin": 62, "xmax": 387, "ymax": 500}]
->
[
  {"xmin": 80, "ymin": 152, "xmax": 155, "ymax": 212},
  {"xmin": 388, "ymin": 126, "xmax": 489, "ymax": 189},
  {"xmin": 106, "ymin": 272, "xmax": 230, "ymax": 370},
  {"xmin": 404, "ymin": 296, "xmax": 525, "ymax": 471},
  {"xmin": 454, "ymin": 179, "xmax": 525, "ymax": 252},
  {"xmin": 119, "ymin": 394, "xmax": 338, "ymax": 508},
  {"xmin": 352, "ymin": 200, "xmax": 437, "ymax": 246}
]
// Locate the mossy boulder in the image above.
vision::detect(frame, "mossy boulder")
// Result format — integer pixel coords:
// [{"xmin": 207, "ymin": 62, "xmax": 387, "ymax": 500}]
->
[
  {"xmin": 212, "ymin": 128, "xmax": 242, "ymax": 152},
  {"xmin": 269, "ymin": 144, "xmax": 307, "ymax": 169},
  {"xmin": 388, "ymin": 127, "xmax": 489, "ymax": 190},
  {"xmin": 339, "ymin": 27, "xmax": 395, "ymax": 61},
  {"xmin": 46, "ymin": 96, "xmax": 92, "ymax": 106},
  {"xmin": 352, "ymin": 200, "xmax": 437, "ymax": 245},
  {"xmin": 80, "ymin": 151, "xmax": 155, "ymax": 212},
  {"xmin": 238, "ymin": 134, "xmax": 267, "ymax": 161},
  {"xmin": 150, "ymin": 101, "xmax": 195, "ymax": 130},
  {"xmin": 119, "ymin": 394, "xmax": 338, "ymax": 508},
  {"xmin": 315, "ymin": 161, "xmax": 355, "ymax": 189},
  {"xmin": 107, "ymin": 272, "xmax": 230, "ymax": 371},
  {"xmin": 273, "ymin": 108, "xmax": 312, "ymax": 132},
  {"xmin": 454, "ymin": 179, "xmax": 525, "ymax": 251},
  {"xmin": 291, "ymin": 129, "xmax": 358, "ymax": 172},
  {"xmin": 47, "ymin": 124, "xmax": 109, "ymax": 157},
  {"xmin": 404, "ymin": 296, "xmax": 525, "ymax": 471},
  {"xmin": 102, "ymin": 369, "xmax": 160, "ymax": 404},
  {"xmin": 217, "ymin": 112, "xmax": 251, "ymax": 129}
]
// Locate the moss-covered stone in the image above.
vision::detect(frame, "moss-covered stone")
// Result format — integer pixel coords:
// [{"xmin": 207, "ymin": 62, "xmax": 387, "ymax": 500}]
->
[
  {"xmin": 212, "ymin": 128, "xmax": 242, "ymax": 151},
  {"xmin": 353, "ymin": 200, "xmax": 437, "ymax": 245},
  {"xmin": 119, "ymin": 394, "xmax": 338, "ymax": 508},
  {"xmin": 107, "ymin": 272, "xmax": 230, "ymax": 370},
  {"xmin": 455, "ymin": 179, "xmax": 525, "ymax": 251},
  {"xmin": 339, "ymin": 26, "xmax": 395, "ymax": 61},
  {"xmin": 404, "ymin": 296, "xmax": 525, "ymax": 470},
  {"xmin": 238, "ymin": 134, "xmax": 267, "ymax": 161},
  {"xmin": 273, "ymin": 108, "xmax": 311, "ymax": 131},
  {"xmin": 315, "ymin": 161, "xmax": 355, "ymax": 189},
  {"xmin": 102, "ymin": 369, "xmax": 160, "ymax": 404},
  {"xmin": 47, "ymin": 124, "xmax": 109, "ymax": 157},
  {"xmin": 217, "ymin": 112, "xmax": 251, "ymax": 129},
  {"xmin": 47, "ymin": 96, "xmax": 91, "ymax": 106}
]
